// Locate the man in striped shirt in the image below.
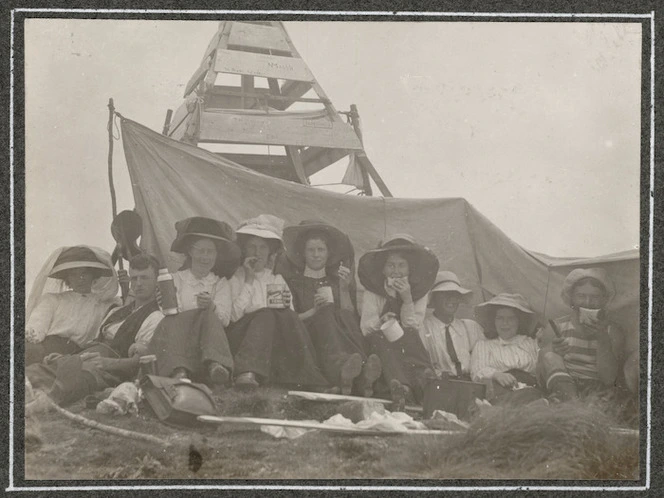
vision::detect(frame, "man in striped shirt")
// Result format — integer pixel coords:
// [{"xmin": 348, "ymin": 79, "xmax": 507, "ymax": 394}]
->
[{"xmin": 537, "ymin": 268, "xmax": 626, "ymax": 402}]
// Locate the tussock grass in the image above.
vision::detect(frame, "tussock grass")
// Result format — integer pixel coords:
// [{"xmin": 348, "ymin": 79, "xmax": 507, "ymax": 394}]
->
[{"xmin": 387, "ymin": 397, "xmax": 639, "ymax": 480}]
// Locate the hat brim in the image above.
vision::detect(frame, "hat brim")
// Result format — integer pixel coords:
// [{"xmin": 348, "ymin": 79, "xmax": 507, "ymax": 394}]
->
[
  {"xmin": 475, "ymin": 300, "xmax": 536, "ymax": 336},
  {"xmin": 236, "ymin": 227, "xmax": 283, "ymax": 242},
  {"xmin": 171, "ymin": 232, "xmax": 242, "ymax": 262},
  {"xmin": 430, "ymin": 282, "xmax": 473, "ymax": 295},
  {"xmin": 283, "ymin": 223, "xmax": 352, "ymax": 269},
  {"xmin": 49, "ymin": 261, "xmax": 112, "ymax": 280},
  {"xmin": 358, "ymin": 244, "xmax": 439, "ymax": 302}
]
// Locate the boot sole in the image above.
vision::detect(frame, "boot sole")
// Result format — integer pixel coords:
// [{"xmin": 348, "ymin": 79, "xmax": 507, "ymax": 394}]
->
[{"xmin": 340, "ymin": 353, "xmax": 363, "ymax": 395}]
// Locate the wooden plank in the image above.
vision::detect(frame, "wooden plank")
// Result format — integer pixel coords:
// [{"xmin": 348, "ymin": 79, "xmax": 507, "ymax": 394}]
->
[
  {"xmin": 214, "ymin": 49, "xmax": 314, "ymax": 82},
  {"xmin": 356, "ymin": 153, "xmax": 393, "ymax": 197},
  {"xmin": 228, "ymin": 22, "xmax": 291, "ymax": 53},
  {"xmin": 287, "ymin": 391, "xmax": 423, "ymax": 413},
  {"xmin": 198, "ymin": 415, "xmax": 451, "ymax": 435},
  {"xmin": 184, "ymin": 57, "xmax": 211, "ymax": 97},
  {"xmin": 200, "ymin": 26, "xmax": 222, "ymax": 65},
  {"xmin": 285, "ymin": 145, "xmax": 310, "ymax": 185},
  {"xmin": 167, "ymin": 101, "xmax": 193, "ymax": 141},
  {"xmin": 198, "ymin": 111, "xmax": 364, "ymax": 149}
]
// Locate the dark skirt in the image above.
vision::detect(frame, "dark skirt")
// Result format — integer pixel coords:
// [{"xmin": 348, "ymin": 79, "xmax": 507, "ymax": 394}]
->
[
  {"xmin": 304, "ymin": 304, "xmax": 369, "ymax": 385},
  {"xmin": 226, "ymin": 308, "xmax": 328, "ymax": 389},
  {"xmin": 368, "ymin": 328, "xmax": 434, "ymax": 404},
  {"xmin": 148, "ymin": 307, "xmax": 234, "ymax": 381}
]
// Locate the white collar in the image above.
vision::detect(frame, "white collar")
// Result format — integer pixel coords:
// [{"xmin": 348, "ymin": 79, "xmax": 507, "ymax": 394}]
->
[
  {"xmin": 498, "ymin": 335, "xmax": 522, "ymax": 346},
  {"xmin": 182, "ymin": 269, "xmax": 218, "ymax": 285},
  {"xmin": 433, "ymin": 314, "xmax": 457, "ymax": 329},
  {"xmin": 304, "ymin": 267, "xmax": 326, "ymax": 279}
]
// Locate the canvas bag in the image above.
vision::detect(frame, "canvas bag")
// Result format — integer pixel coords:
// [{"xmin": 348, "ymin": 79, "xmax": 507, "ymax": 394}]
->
[{"xmin": 141, "ymin": 375, "xmax": 217, "ymax": 425}]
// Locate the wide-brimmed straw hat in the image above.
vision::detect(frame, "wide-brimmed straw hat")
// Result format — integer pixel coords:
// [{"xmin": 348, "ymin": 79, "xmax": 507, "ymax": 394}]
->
[
  {"xmin": 561, "ymin": 267, "xmax": 616, "ymax": 307},
  {"xmin": 475, "ymin": 293, "xmax": 536, "ymax": 338},
  {"xmin": 236, "ymin": 214, "xmax": 285, "ymax": 245},
  {"xmin": 358, "ymin": 234, "xmax": 439, "ymax": 301},
  {"xmin": 49, "ymin": 246, "xmax": 113, "ymax": 280},
  {"xmin": 170, "ymin": 217, "xmax": 241, "ymax": 263},
  {"xmin": 429, "ymin": 271, "xmax": 472, "ymax": 296},
  {"xmin": 283, "ymin": 219, "xmax": 353, "ymax": 269}
]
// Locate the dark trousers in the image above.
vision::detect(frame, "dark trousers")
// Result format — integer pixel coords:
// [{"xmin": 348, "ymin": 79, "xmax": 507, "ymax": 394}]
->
[
  {"xmin": 369, "ymin": 328, "xmax": 434, "ymax": 403},
  {"xmin": 26, "ymin": 343, "xmax": 121, "ymax": 406},
  {"xmin": 227, "ymin": 308, "xmax": 328, "ymax": 388},
  {"xmin": 149, "ymin": 308, "xmax": 234, "ymax": 381},
  {"xmin": 26, "ymin": 335, "xmax": 82, "ymax": 366}
]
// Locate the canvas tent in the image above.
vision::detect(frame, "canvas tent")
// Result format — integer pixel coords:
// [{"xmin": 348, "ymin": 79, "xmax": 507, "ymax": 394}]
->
[{"xmin": 121, "ymin": 117, "xmax": 640, "ymax": 354}]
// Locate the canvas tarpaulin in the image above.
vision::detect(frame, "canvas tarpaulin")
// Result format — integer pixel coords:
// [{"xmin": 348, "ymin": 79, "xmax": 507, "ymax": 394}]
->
[{"xmin": 121, "ymin": 118, "xmax": 639, "ymax": 352}]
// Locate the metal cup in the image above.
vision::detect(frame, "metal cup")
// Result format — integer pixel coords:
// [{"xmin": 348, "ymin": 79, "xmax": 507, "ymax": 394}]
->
[
  {"xmin": 317, "ymin": 285, "xmax": 334, "ymax": 304},
  {"xmin": 266, "ymin": 283, "xmax": 286, "ymax": 308},
  {"xmin": 380, "ymin": 318, "xmax": 405, "ymax": 342}
]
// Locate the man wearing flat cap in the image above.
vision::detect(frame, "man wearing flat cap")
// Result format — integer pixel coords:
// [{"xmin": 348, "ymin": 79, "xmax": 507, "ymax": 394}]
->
[{"xmin": 420, "ymin": 271, "xmax": 485, "ymax": 379}]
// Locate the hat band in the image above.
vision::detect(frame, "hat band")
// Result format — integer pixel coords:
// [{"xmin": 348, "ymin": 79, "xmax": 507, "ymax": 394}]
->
[{"xmin": 433, "ymin": 279, "xmax": 460, "ymax": 287}]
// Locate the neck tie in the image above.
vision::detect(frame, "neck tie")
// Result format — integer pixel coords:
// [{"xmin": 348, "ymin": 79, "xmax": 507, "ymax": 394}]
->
[{"xmin": 445, "ymin": 325, "xmax": 463, "ymax": 377}]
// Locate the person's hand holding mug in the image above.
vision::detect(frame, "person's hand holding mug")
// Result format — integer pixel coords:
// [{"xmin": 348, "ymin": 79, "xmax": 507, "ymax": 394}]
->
[
  {"xmin": 391, "ymin": 277, "xmax": 412, "ymax": 303},
  {"xmin": 282, "ymin": 288, "xmax": 292, "ymax": 308},
  {"xmin": 243, "ymin": 256, "xmax": 259, "ymax": 283},
  {"xmin": 196, "ymin": 291, "xmax": 213, "ymax": 309}
]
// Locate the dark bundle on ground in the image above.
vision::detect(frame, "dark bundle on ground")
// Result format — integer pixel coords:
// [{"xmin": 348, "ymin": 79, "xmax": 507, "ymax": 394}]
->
[{"xmin": 388, "ymin": 398, "xmax": 639, "ymax": 480}]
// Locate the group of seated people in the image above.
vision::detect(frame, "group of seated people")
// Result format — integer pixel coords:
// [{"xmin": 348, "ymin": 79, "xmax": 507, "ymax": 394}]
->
[{"xmin": 25, "ymin": 214, "xmax": 638, "ymax": 413}]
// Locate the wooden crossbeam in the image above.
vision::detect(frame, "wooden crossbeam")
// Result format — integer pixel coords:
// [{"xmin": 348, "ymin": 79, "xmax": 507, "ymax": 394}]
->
[
  {"xmin": 205, "ymin": 86, "xmax": 327, "ymax": 110},
  {"xmin": 214, "ymin": 49, "xmax": 315, "ymax": 82},
  {"xmin": 356, "ymin": 153, "xmax": 392, "ymax": 197},
  {"xmin": 197, "ymin": 111, "xmax": 364, "ymax": 149}
]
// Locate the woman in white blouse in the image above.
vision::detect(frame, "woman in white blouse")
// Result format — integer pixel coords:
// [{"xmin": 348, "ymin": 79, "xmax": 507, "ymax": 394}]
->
[
  {"xmin": 149, "ymin": 217, "xmax": 239, "ymax": 385},
  {"xmin": 358, "ymin": 235, "xmax": 439, "ymax": 410},
  {"xmin": 26, "ymin": 245, "xmax": 119, "ymax": 365},
  {"xmin": 470, "ymin": 293, "xmax": 542, "ymax": 404},
  {"xmin": 227, "ymin": 215, "xmax": 328, "ymax": 390}
]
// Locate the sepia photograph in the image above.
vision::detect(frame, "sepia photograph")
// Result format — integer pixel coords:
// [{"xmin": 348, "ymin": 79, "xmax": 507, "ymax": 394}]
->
[{"xmin": 15, "ymin": 11, "xmax": 648, "ymax": 490}]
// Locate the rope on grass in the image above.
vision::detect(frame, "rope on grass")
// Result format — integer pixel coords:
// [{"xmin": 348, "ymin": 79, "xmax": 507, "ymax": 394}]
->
[{"xmin": 45, "ymin": 396, "xmax": 172, "ymax": 447}]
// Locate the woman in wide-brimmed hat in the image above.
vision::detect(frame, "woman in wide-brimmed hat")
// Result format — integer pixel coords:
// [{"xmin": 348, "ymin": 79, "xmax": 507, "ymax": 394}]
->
[
  {"xmin": 537, "ymin": 267, "xmax": 630, "ymax": 402},
  {"xmin": 280, "ymin": 220, "xmax": 382, "ymax": 396},
  {"xmin": 149, "ymin": 217, "xmax": 239, "ymax": 386},
  {"xmin": 227, "ymin": 215, "xmax": 328, "ymax": 390},
  {"xmin": 26, "ymin": 245, "xmax": 120, "ymax": 365},
  {"xmin": 358, "ymin": 235, "xmax": 439, "ymax": 409},
  {"xmin": 470, "ymin": 293, "xmax": 541, "ymax": 404}
]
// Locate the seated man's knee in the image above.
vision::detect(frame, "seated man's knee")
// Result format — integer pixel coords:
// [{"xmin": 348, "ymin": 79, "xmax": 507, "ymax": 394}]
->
[{"xmin": 540, "ymin": 350, "xmax": 564, "ymax": 368}]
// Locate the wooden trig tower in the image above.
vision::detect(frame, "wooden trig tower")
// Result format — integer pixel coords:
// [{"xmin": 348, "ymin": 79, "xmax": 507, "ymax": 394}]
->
[{"xmin": 164, "ymin": 21, "xmax": 392, "ymax": 197}]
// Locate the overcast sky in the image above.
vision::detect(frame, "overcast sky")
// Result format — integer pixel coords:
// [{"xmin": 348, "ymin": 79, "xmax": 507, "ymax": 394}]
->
[{"xmin": 24, "ymin": 19, "xmax": 642, "ymax": 288}]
